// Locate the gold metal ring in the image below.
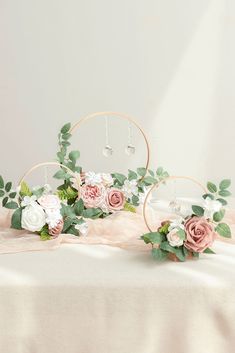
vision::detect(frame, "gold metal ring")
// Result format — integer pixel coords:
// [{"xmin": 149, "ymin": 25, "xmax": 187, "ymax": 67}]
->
[
  {"xmin": 143, "ymin": 175, "xmax": 207, "ymax": 232},
  {"xmin": 70, "ymin": 111, "xmax": 150, "ymax": 178}
]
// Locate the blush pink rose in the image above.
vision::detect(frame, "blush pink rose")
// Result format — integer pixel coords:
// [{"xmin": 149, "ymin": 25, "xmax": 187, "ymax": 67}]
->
[
  {"xmin": 106, "ymin": 188, "xmax": 125, "ymax": 211},
  {"xmin": 184, "ymin": 216, "xmax": 216, "ymax": 253},
  {"xmin": 81, "ymin": 184, "xmax": 106, "ymax": 208},
  {"xmin": 38, "ymin": 195, "xmax": 61, "ymax": 210}
]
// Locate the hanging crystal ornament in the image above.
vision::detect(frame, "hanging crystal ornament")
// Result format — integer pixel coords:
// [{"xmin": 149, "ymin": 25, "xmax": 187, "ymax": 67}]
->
[
  {"xmin": 169, "ymin": 180, "xmax": 181, "ymax": 213},
  {"xmin": 125, "ymin": 122, "xmax": 135, "ymax": 155},
  {"xmin": 102, "ymin": 116, "xmax": 113, "ymax": 157}
]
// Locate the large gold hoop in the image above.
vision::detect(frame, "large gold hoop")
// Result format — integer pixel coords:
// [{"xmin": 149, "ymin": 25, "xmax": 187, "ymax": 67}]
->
[
  {"xmin": 70, "ymin": 111, "xmax": 150, "ymax": 177},
  {"xmin": 143, "ymin": 175, "xmax": 207, "ymax": 232},
  {"xmin": 18, "ymin": 161, "xmax": 81, "ymax": 194}
]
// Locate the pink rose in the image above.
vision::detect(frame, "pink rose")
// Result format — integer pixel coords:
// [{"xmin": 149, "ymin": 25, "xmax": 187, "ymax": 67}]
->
[
  {"xmin": 184, "ymin": 216, "xmax": 216, "ymax": 253},
  {"xmin": 81, "ymin": 184, "xmax": 106, "ymax": 208},
  {"xmin": 38, "ymin": 195, "xmax": 61, "ymax": 210},
  {"xmin": 106, "ymin": 188, "xmax": 125, "ymax": 211}
]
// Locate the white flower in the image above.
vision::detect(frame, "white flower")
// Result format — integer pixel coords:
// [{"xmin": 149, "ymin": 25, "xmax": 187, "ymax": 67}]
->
[
  {"xmin": 122, "ymin": 179, "xmax": 138, "ymax": 199},
  {"xmin": 75, "ymin": 221, "xmax": 89, "ymax": 236},
  {"xmin": 101, "ymin": 173, "xmax": 113, "ymax": 187},
  {"xmin": 38, "ymin": 194, "xmax": 61, "ymax": 210},
  {"xmin": 21, "ymin": 204, "xmax": 46, "ymax": 232},
  {"xmin": 21, "ymin": 195, "xmax": 37, "ymax": 207},
  {"xmin": 203, "ymin": 197, "xmax": 222, "ymax": 219},
  {"xmin": 45, "ymin": 209, "xmax": 62, "ymax": 228},
  {"xmin": 85, "ymin": 172, "xmax": 102, "ymax": 186},
  {"xmin": 167, "ymin": 229, "xmax": 184, "ymax": 247},
  {"xmin": 168, "ymin": 218, "xmax": 185, "ymax": 232}
]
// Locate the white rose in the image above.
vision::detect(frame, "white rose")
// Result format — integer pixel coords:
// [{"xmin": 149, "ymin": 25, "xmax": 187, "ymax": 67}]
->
[
  {"xmin": 101, "ymin": 173, "xmax": 113, "ymax": 187},
  {"xmin": 21, "ymin": 204, "xmax": 46, "ymax": 232},
  {"xmin": 167, "ymin": 229, "xmax": 184, "ymax": 247}
]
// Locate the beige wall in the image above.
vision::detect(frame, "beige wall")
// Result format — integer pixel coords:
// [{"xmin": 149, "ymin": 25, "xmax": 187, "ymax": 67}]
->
[{"xmin": 0, "ymin": 0, "xmax": 235, "ymax": 193}]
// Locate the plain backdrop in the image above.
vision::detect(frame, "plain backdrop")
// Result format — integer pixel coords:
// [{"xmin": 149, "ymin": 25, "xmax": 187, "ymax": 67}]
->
[{"xmin": 0, "ymin": 0, "xmax": 235, "ymax": 195}]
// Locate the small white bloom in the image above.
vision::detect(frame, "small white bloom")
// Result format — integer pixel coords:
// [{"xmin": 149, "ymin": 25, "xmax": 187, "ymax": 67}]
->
[
  {"xmin": 45, "ymin": 209, "xmax": 62, "ymax": 228},
  {"xmin": 167, "ymin": 229, "xmax": 184, "ymax": 247},
  {"xmin": 75, "ymin": 221, "xmax": 89, "ymax": 236},
  {"xmin": 203, "ymin": 197, "xmax": 222, "ymax": 219},
  {"xmin": 85, "ymin": 171, "xmax": 102, "ymax": 186},
  {"xmin": 43, "ymin": 184, "xmax": 52, "ymax": 194},
  {"xmin": 101, "ymin": 173, "xmax": 113, "ymax": 187},
  {"xmin": 21, "ymin": 195, "xmax": 37, "ymax": 207},
  {"xmin": 168, "ymin": 218, "xmax": 185, "ymax": 232},
  {"xmin": 21, "ymin": 204, "xmax": 46, "ymax": 232},
  {"xmin": 122, "ymin": 179, "xmax": 138, "ymax": 199}
]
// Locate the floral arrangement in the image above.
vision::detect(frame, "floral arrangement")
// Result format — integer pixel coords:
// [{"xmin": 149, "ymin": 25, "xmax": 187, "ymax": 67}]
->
[
  {"xmin": 0, "ymin": 122, "xmax": 168, "ymax": 240},
  {"xmin": 141, "ymin": 180, "xmax": 232, "ymax": 261}
]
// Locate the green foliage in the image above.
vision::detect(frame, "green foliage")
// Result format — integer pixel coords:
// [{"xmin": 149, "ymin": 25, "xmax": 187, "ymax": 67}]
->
[
  {"xmin": 124, "ymin": 202, "xmax": 136, "ymax": 213},
  {"xmin": 218, "ymin": 190, "xmax": 231, "ymax": 197},
  {"xmin": 74, "ymin": 199, "xmax": 84, "ymax": 216},
  {"xmin": 57, "ymin": 186, "xmax": 78, "ymax": 201},
  {"xmin": 203, "ymin": 248, "xmax": 215, "ymax": 254},
  {"xmin": 213, "ymin": 209, "xmax": 225, "ymax": 222},
  {"xmin": 39, "ymin": 225, "xmax": 51, "ymax": 240},
  {"xmin": 192, "ymin": 205, "xmax": 204, "ymax": 217},
  {"xmin": 111, "ymin": 173, "xmax": 127, "ymax": 186},
  {"xmin": 61, "ymin": 123, "xmax": 71, "ymax": 134},
  {"xmin": 137, "ymin": 167, "xmax": 146, "ymax": 177},
  {"xmin": 215, "ymin": 223, "xmax": 231, "ymax": 238},
  {"xmin": 128, "ymin": 170, "xmax": 138, "ymax": 181},
  {"xmin": 141, "ymin": 232, "xmax": 163, "ymax": 244},
  {"xmin": 82, "ymin": 208, "xmax": 103, "ymax": 219},
  {"xmin": 0, "ymin": 176, "xmax": 4, "ymax": 189},
  {"xmin": 11, "ymin": 208, "xmax": 23, "ymax": 230},
  {"xmin": 219, "ymin": 179, "xmax": 231, "ymax": 190},
  {"xmin": 207, "ymin": 182, "xmax": 217, "ymax": 193},
  {"xmin": 158, "ymin": 222, "xmax": 170, "ymax": 235},
  {"xmin": 4, "ymin": 201, "xmax": 18, "ymax": 209},
  {"xmin": 20, "ymin": 181, "xmax": 32, "ymax": 197},
  {"xmin": 152, "ymin": 248, "xmax": 168, "ymax": 261}
]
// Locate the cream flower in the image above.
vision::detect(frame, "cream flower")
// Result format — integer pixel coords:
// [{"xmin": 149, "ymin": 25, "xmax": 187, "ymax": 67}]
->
[
  {"xmin": 122, "ymin": 179, "xmax": 138, "ymax": 199},
  {"xmin": 38, "ymin": 194, "xmax": 61, "ymax": 210},
  {"xmin": 21, "ymin": 204, "xmax": 46, "ymax": 232},
  {"xmin": 167, "ymin": 229, "xmax": 184, "ymax": 247},
  {"xmin": 101, "ymin": 173, "xmax": 113, "ymax": 187}
]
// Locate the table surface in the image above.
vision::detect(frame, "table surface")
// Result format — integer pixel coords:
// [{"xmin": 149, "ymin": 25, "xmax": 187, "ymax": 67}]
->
[{"xmin": 0, "ymin": 242, "xmax": 235, "ymax": 353}]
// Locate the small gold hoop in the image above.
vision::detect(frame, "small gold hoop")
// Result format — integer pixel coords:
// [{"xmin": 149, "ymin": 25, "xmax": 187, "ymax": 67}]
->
[
  {"xmin": 143, "ymin": 175, "xmax": 207, "ymax": 232},
  {"xmin": 18, "ymin": 161, "xmax": 81, "ymax": 194},
  {"xmin": 70, "ymin": 111, "xmax": 150, "ymax": 177}
]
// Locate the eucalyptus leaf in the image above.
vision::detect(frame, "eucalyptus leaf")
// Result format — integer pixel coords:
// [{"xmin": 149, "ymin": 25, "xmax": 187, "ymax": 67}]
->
[
  {"xmin": 128, "ymin": 170, "xmax": 138, "ymax": 181},
  {"xmin": 62, "ymin": 133, "xmax": 72, "ymax": 140},
  {"xmin": 215, "ymin": 223, "xmax": 231, "ymax": 238},
  {"xmin": 218, "ymin": 190, "xmax": 231, "ymax": 197},
  {"xmin": 192, "ymin": 205, "xmax": 204, "ymax": 217},
  {"xmin": 82, "ymin": 208, "xmax": 103, "ymax": 219},
  {"xmin": 11, "ymin": 208, "xmax": 23, "ymax": 230},
  {"xmin": 2, "ymin": 197, "xmax": 8, "ymax": 207},
  {"xmin": 137, "ymin": 167, "xmax": 146, "ymax": 177},
  {"xmin": 207, "ymin": 182, "xmax": 217, "ymax": 193},
  {"xmin": 216, "ymin": 198, "xmax": 227, "ymax": 206},
  {"xmin": 5, "ymin": 182, "xmax": 12, "ymax": 192},
  {"xmin": 0, "ymin": 190, "xmax": 4, "ymax": 197},
  {"xmin": 61, "ymin": 122, "xmax": 71, "ymax": 134},
  {"xmin": 156, "ymin": 167, "xmax": 163, "ymax": 176},
  {"xmin": 74, "ymin": 199, "xmax": 84, "ymax": 216},
  {"xmin": 202, "ymin": 193, "xmax": 214, "ymax": 200},
  {"xmin": 219, "ymin": 179, "xmax": 231, "ymax": 190},
  {"xmin": 213, "ymin": 209, "xmax": 225, "ymax": 222},
  {"xmin": 69, "ymin": 150, "xmax": 80, "ymax": 163},
  {"xmin": 9, "ymin": 192, "xmax": 17, "ymax": 199},
  {"xmin": 5, "ymin": 201, "xmax": 18, "ymax": 209},
  {"xmin": 0, "ymin": 176, "xmax": 4, "ymax": 189}
]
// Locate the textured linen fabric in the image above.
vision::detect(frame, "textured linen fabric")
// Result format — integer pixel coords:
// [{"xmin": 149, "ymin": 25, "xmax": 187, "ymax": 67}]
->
[{"xmin": 0, "ymin": 242, "xmax": 235, "ymax": 353}]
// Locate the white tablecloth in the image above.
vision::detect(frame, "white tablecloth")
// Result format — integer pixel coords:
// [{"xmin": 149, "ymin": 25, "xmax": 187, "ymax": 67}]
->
[{"xmin": 0, "ymin": 242, "xmax": 235, "ymax": 353}]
